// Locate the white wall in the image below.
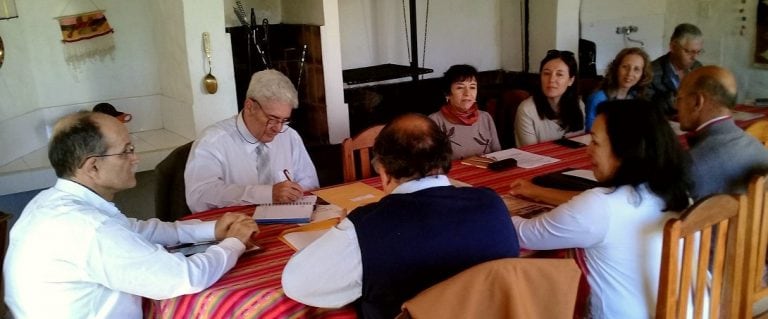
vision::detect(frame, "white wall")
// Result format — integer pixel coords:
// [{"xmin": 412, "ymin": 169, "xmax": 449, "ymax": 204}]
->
[
  {"xmin": 0, "ymin": 0, "xmax": 163, "ymax": 166},
  {"xmin": 223, "ymin": 0, "xmax": 282, "ymax": 27},
  {"xmin": 338, "ymin": 0, "xmax": 504, "ymax": 80},
  {"xmin": 500, "ymin": 0, "xmax": 525, "ymax": 71},
  {"xmin": 580, "ymin": 0, "xmax": 667, "ymax": 74},
  {"xmin": 282, "ymin": 0, "xmax": 324, "ymax": 25},
  {"xmin": 0, "ymin": 0, "xmax": 159, "ymax": 122},
  {"xmin": 528, "ymin": 0, "xmax": 581, "ymax": 71},
  {"xmin": 181, "ymin": 0, "xmax": 239, "ymax": 137},
  {"xmin": 0, "ymin": 0, "xmax": 238, "ymax": 168},
  {"xmin": 580, "ymin": 0, "xmax": 768, "ymax": 101},
  {"xmin": 664, "ymin": 0, "xmax": 768, "ymax": 102},
  {"xmin": 321, "ymin": 0, "xmax": 349, "ymax": 144}
]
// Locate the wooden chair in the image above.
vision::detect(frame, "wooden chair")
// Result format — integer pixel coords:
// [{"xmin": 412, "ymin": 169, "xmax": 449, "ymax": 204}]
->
[
  {"xmin": 736, "ymin": 173, "xmax": 768, "ymax": 318},
  {"xmin": 397, "ymin": 258, "xmax": 581, "ymax": 319},
  {"xmin": 341, "ymin": 125, "xmax": 384, "ymax": 182},
  {"xmin": 656, "ymin": 194, "xmax": 742, "ymax": 319},
  {"xmin": 746, "ymin": 120, "xmax": 768, "ymax": 147}
]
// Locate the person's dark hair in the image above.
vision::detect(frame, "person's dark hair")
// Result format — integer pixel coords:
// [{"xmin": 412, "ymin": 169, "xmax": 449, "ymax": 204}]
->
[
  {"xmin": 671, "ymin": 23, "xmax": 702, "ymax": 43},
  {"xmin": 373, "ymin": 113, "xmax": 452, "ymax": 180},
  {"xmin": 532, "ymin": 50, "xmax": 583, "ymax": 132},
  {"xmin": 596, "ymin": 99, "xmax": 690, "ymax": 211},
  {"xmin": 600, "ymin": 47, "xmax": 652, "ymax": 98},
  {"xmin": 48, "ymin": 111, "xmax": 108, "ymax": 178},
  {"xmin": 441, "ymin": 64, "xmax": 478, "ymax": 96},
  {"xmin": 690, "ymin": 72, "xmax": 738, "ymax": 109}
]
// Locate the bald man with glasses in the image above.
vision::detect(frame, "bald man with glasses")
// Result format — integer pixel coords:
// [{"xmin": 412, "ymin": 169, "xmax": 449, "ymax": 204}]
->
[
  {"xmin": 4, "ymin": 111, "xmax": 260, "ymax": 318},
  {"xmin": 648, "ymin": 23, "xmax": 705, "ymax": 116},
  {"xmin": 185, "ymin": 70, "xmax": 319, "ymax": 213}
]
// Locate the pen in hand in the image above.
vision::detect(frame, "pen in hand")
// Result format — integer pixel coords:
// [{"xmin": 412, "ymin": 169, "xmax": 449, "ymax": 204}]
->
[{"xmin": 283, "ymin": 169, "xmax": 293, "ymax": 182}]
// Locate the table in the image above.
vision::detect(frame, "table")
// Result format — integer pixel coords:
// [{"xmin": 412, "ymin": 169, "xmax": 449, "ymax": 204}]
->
[
  {"xmin": 143, "ymin": 104, "xmax": 768, "ymax": 318},
  {"xmin": 735, "ymin": 104, "xmax": 768, "ymax": 129},
  {"xmin": 143, "ymin": 140, "xmax": 591, "ymax": 318}
]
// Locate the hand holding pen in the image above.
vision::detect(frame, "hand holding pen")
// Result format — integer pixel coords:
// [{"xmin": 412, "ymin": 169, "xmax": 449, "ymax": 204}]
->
[{"xmin": 272, "ymin": 169, "xmax": 303, "ymax": 203}]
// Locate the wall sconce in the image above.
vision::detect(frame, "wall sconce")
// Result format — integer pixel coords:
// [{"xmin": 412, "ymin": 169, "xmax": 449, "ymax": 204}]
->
[{"xmin": 0, "ymin": 0, "xmax": 18, "ymax": 20}]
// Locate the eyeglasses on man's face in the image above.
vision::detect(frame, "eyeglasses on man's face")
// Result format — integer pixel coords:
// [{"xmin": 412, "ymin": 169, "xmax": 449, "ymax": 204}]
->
[
  {"xmin": 681, "ymin": 48, "xmax": 704, "ymax": 56},
  {"xmin": 78, "ymin": 144, "xmax": 136, "ymax": 168},
  {"xmin": 674, "ymin": 42, "xmax": 704, "ymax": 56},
  {"xmin": 251, "ymin": 98, "xmax": 291, "ymax": 133}
]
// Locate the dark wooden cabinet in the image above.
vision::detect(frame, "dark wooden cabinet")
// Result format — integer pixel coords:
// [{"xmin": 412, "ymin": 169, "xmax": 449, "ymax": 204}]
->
[{"xmin": 226, "ymin": 24, "xmax": 328, "ymax": 146}]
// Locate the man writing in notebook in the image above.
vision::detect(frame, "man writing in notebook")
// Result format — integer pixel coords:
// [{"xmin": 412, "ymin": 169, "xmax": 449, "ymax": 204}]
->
[
  {"xmin": 185, "ymin": 69, "xmax": 319, "ymax": 213},
  {"xmin": 282, "ymin": 113, "xmax": 520, "ymax": 319},
  {"xmin": 675, "ymin": 65, "xmax": 768, "ymax": 199},
  {"xmin": 4, "ymin": 111, "xmax": 261, "ymax": 318}
]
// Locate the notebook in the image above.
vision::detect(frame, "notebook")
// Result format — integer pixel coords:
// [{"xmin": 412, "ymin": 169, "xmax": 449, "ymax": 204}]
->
[
  {"xmin": 252, "ymin": 195, "xmax": 318, "ymax": 224},
  {"xmin": 501, "ymin": 194, "xmax": 553, "ymax": 218},
  {"xmin": 463, "ymin": 148, "xmax": 559, "ymax": 169}
]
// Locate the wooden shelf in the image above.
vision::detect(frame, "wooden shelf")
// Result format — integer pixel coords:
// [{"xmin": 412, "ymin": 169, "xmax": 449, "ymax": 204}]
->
[{"xmin": 343, "ymin": 63, "xmax": 433, "ymax": 85}]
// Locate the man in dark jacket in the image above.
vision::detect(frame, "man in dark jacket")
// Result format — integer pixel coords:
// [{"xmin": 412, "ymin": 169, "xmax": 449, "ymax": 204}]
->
[
  {"xmin": 649, "ymin": 23, "xmax": 704, "ymax": 116},
  {"xmin": 676, "ymin": 65, "xmax": 768, "ymax": 199}
]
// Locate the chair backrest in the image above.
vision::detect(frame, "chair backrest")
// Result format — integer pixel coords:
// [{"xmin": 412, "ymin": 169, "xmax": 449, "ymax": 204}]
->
[
  {"xmin": 154, "ymin": 142, "xmax": 193, "ymax": 221},
  {"xmin": 736, "ymin": 173, "xmax": 768, "ymax": 317},
  {"xmin": 397, "ymin": 258, "xmax": 582, "ymax": 319},
  {"xmin": 0, "ymin": 211, "xmax": 11, "ymax": 317},
  {"xmin": 656, "ymin": 194, "xmax": 742, "ymax": 319},
  {"xmin": 341, "ymin": 125, "xmax": 384, "ymax": 182},
  {"xmin": 746, "ymin": 120, "xmax": 768, "ymax": 148},
  {"xmin": 496, "ymin": 89, "xmax": 531, "ymax": 149}
]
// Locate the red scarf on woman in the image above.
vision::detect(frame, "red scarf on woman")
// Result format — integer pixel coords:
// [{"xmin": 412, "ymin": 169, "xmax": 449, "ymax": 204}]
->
[{"xmin": 439, "ymin": 103, "xmax": 480, "ymax": 125}]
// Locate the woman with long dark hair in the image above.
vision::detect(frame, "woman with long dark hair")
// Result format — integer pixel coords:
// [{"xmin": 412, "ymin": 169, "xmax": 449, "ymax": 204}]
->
[
  {"xmin": 512, "ymin": 99, "xmax": 690, "ymax": 318},
  {"xmin": 514, "ymin": 50, "xmax": 584, "ymax": 146}
]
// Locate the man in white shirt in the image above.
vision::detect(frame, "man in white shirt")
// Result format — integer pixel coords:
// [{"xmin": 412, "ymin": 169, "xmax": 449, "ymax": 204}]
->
[
  {"xmin": 185, "ymin": 69, "xmax": 319, "ymax": 212},
  {"xmin": 4, "ymin": 111, "xmax": 261, "ymax": 318}
]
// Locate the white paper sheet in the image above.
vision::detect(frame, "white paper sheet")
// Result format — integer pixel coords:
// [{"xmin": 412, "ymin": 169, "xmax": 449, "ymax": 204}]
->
[
  {"xmin": 568, "ymin": 134, "xmax": 592, "ymax": 145},
  {"xmin": 561, "ymin": 169, "xmax": 597, "ymax": 182},
  {"xmin": 482, "ymin": 148, "xmax": 560, "ymax": 169}
]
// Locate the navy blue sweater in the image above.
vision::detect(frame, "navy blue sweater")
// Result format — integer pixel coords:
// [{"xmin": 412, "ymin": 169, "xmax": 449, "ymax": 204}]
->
[{"xmin": 347, "ymin": 186, "xmax": 519, "ymax": 319}]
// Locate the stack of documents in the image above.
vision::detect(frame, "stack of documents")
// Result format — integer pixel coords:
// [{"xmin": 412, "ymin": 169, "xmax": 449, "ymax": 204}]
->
[{"xmin": 463, "ymin": 148, "xmax": 560, "ymax": 169}]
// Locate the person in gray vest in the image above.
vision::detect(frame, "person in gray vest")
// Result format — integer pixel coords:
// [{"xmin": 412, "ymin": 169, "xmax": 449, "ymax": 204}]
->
[
  {"xmin": 648, "ymin": 23, "xmax": 704, "ymax": 116},
  {"xmin": 282, "ymin": 113, "xmax": 519, "ymax": 319},
  {"xmin": 676, "ymin": 65, "xmax": 768, "ymax": 199}
]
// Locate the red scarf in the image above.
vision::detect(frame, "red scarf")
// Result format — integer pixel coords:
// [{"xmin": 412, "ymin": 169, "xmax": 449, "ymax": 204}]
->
[{"xmin": 439, "ymin": 103, "xmax": 479, "ymax": 125}]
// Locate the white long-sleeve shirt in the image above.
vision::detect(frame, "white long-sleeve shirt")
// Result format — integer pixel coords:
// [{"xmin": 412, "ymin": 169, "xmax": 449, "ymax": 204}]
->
[
  {"xmin": 185, "ymin": 114, "xmax": 319, "ymax": 212},
  {"xmin": 512, "ymin": 185, "xmax": 677, "ymax": 319},
  {"xmin": 4, "ymin": 179, "xmax": 245, "ymax": 319},
  {"xmin": 281, "ymin": 175, "xmax": 452, "ymax": 308}
]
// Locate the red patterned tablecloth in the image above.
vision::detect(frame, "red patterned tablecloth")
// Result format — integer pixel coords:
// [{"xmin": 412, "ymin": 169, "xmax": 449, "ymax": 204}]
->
[
  {"xmin": 142, "ymin": 105, "xmax": 768, "ymax": 319},
  {"xmin": 143, "ymin": 204, "xmax": 357, "ymax": 319},
  {"xmin": 142, "ymin": 140, "xmax": 591, "ymax": 318}
]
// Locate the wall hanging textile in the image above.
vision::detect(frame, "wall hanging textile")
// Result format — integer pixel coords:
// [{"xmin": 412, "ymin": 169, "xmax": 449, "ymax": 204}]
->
[{"xmin": 57, "ymin": 10, "xmax": 115, "ymax": 69}]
